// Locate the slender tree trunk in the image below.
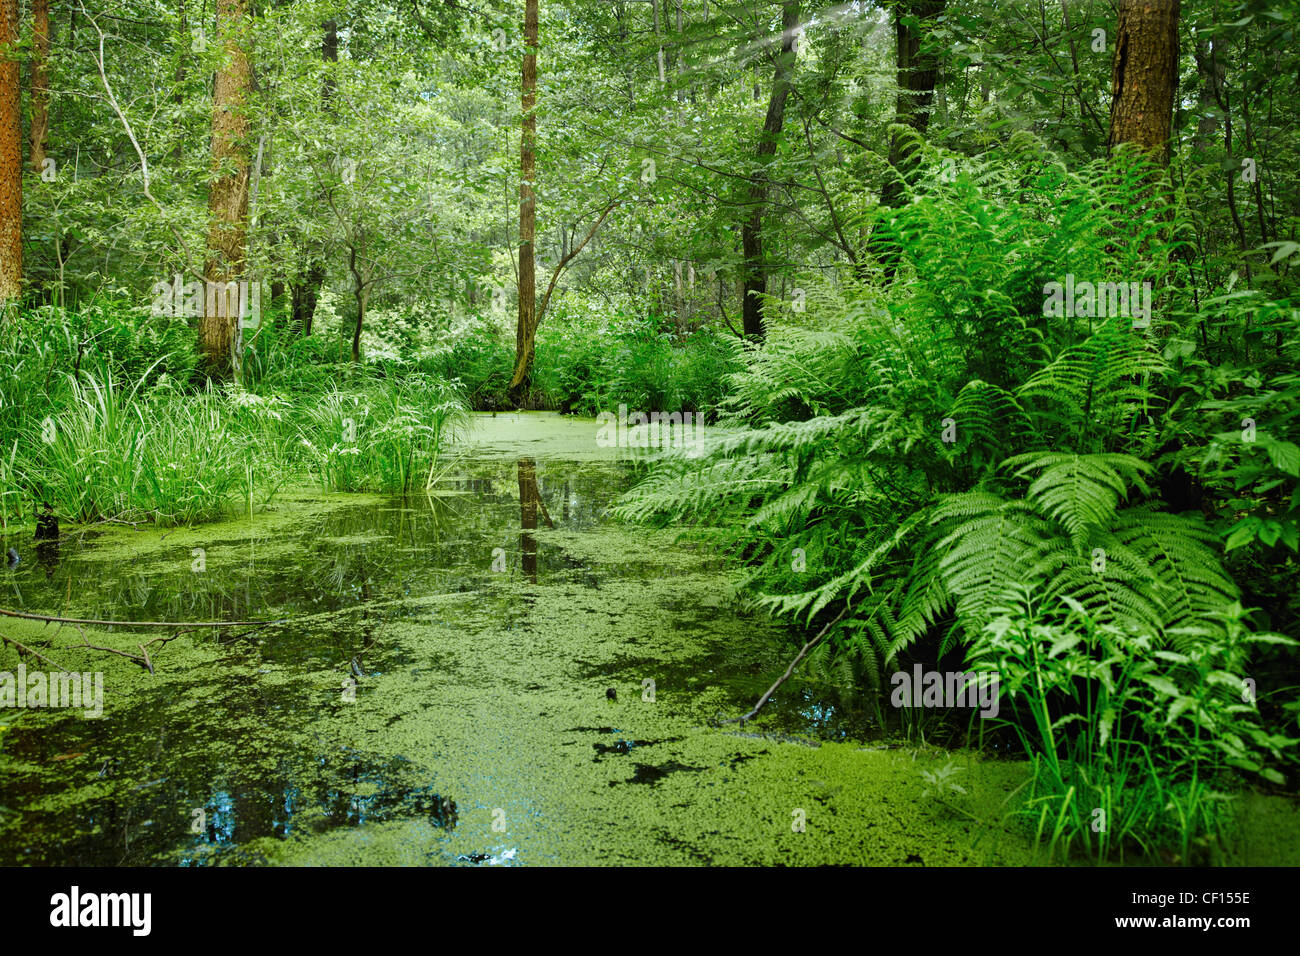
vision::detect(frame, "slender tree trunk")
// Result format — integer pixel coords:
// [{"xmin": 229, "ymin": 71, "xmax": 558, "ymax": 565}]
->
[
  {"xmin": 292, "ymin": 272, "xmax": 321, "ymax": 335},
  {"xmin": 289, "ymin": 18, "xmax": 337, "ymax": 338},
  {"xmin": 1191, "ymin": 36, "xmax": 1222, "ymax": 157},
  {"xmin": 270, "ymin": 276, "xmax": 285, "ymax": 316},
  {"xmin": 507, "ymin": 0, "xmax": 539, "ymax": 406},
  {"xmin": 322, "ymin": 17, "xmax": 338, "ymax": 104},
  {"xmin": 880, "ymin": 0, "xmax": 945, "ymax": 210},
  {"xmin": 29, "ymin": 0, "xmax": 49, "ymax": 175},
  {"xmin": 1203, "ymin": 40, "xmax": 1249, "ymax": 267},
  {"xmin": 351, "ymin": 273, "xmax": 367, "ymax": 364},
  {"xmin": 175, "ymin": 0, "xmax": 186, "ymax": 94},
  {"xmin": 1107, "ymin": 0, "xmax": 1180, "ymax": 166},
  {"xmin": 739, "ymin": 1, "xmax": 799, "ymax": 342},
  {"xmin": 0, "ymin": 0, "xmax": 21, "ymax": 303}
]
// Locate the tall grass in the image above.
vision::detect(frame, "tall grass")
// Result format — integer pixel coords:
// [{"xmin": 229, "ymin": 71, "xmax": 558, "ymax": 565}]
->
[
  {"xmin": 20, "ymin": 363, "xmax": 248, "ymax": 525},
  {"xmin": 0, "ymin": 302, "xmax": 471, "ymax": 525},
  {"xmin": 296, "ymin": 373, "xmax": 468, "ymax": 493},
  {"xmin": 970, "ymin": 592, "xmax": 1292, "ymax": 863}
]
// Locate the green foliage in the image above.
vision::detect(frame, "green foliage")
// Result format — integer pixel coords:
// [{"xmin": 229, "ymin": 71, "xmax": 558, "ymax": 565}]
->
[
  {"xmin": 971, "ymin": 592, "xmax": 1295, "ymax": 862},
  {"xmin": 296, "ymin": 373, "xmax": 468, "ymax": 494},
  {"xmin": 616, "ymin": 140, "xmax": 1297, "ymax": 860},
  {"xmin": 19, "ymin": 365, "xmax": 249, "ymax": 526},
  {"xmin": 0, "ymin": 305, "xmax": 470, "ymax": 524}
]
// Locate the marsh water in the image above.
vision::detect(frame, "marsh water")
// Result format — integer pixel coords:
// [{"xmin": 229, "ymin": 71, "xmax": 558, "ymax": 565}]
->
[{"xmin": 0, "ymin": 414, "xmax": 1293, "ymax": 866}]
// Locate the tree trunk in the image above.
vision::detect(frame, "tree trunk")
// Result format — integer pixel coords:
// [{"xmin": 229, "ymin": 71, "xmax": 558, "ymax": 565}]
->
[
  {"xmin": 739, "ymin": 1, "xmax": 799, "ymax": 342},
  {"xmin": 199, "ymin": 0, "xmax": 253, "ymax": 379},
  {"xmin": 0, "ymin": 0, "xmax": 21, "ymax": 303},
  {"xmin": 322, "ymin": 18, "xmax": 338, "ymax": 105},
  {"xmin": 291, "ymin": 268, "xmax": 322, "ymax": 335},
  {"xmin": 871, "ymin": 0, "xmax": 945, "ymax": 278},
  {"xmin": 507, "ymin": 0, "xmax": 539, "ymax": 407},
  {"xmin": 29, "ymin": 0, "xmax": 49, "ymax": 175},
  {"xmin": 289, "ymin": 18, "xmax": 337, "ymax": 340},
  {"xmin": 1191, "ymin": 36, "xmax": 1222, "ymax": 157},
  {"xmin": 270, "ymin": 276, "xmax": 285, "ymax": 317},
  {"xmin": 1107, "ymin": 0, "xmax": 1180, "ymax": 166},
  {"xmin": 880, "ymin": 0, "xmax": 945, "ymax": 209},
  {"xmin": 351, "ymin": 289, "xmax": 366, "ymax": 365},
  {"xmin": 348, "ymin": 245, "xmax": 366, "ymax": 364}
]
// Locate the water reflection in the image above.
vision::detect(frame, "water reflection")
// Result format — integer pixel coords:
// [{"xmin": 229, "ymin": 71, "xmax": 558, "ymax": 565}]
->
[
  {"xmin": 0, "ymin": 457, "xmax": 626, "ymax": 865},
  {"xmin": 517, "ymin": 456, "xmax": 554, "ymax": 583},
  {"xmin": 0, "ymin": 459, "xmax": 620, "ymax": 632},
  {"xmin": 0, "ymin": 451, "xmax": 855, "ymax": 867}
]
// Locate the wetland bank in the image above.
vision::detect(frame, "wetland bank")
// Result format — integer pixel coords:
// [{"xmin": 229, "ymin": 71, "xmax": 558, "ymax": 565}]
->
[{"xmin": 1, "ymin": 415, "xmax": 1295, "ymax": 867}]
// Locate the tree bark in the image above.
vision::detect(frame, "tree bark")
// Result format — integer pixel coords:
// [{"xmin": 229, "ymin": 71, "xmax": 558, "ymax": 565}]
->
[
  {"xmin": 349, "ymin": 246, "xmax": 367, "ymax": 365},
  {"xmin": 292, "ymin": 269, "xmax": 322, "ymax": 335},
  {"xmin": 29, "ymin": 0, "xmax": 49, "ymax": 175},
  {"xmin": 289, "ymin": 18, "xmax": 337, "ymax": 338},
  {"xmin": 739, "ymin": 1, "xmax": 799, "ymax": 342},
  {"xmin": 1191, "ymin": 36, "xmax": 1222, "ymax": 157},
  {"xmin": 507, "ymin": 0, "xmax": 539, "ymax": 407},
  {"xmin": 1107, "ymin": 0, "xmax": 1180, "ymax": 166},
  {"xmin": 0, "ymin": 0, "xmax": 21, "ymax": 302},
  {"xmin": 879, "ymin": 0, "xmax": 945, "ymax": 210},
  {"xmin": 870, "ymin": 0, "xmax": 946, "ymax": 278},
  {"xmin": 199, "ymin": 0, "xmax": 253, "ymax": 379}
]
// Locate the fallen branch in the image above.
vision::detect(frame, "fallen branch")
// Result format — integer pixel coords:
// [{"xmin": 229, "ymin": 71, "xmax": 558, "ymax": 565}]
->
[
  {"xmin": 0, "ymin": 608, "xmax": 277, "ymax": 629},
  {"xmin": 716, "ymin": 606, "xmax": 851, "ymax": 727},
  {"xmin": 69, "ymin": 622, "xmax": 187, "ymax": 674},
  {"xmin": 1, "ymin": 631, "xmax": 125, "ymax": 695},
  {"xmin": 0, "ymin": 633, "xmax": 80, "ymax": 677}
]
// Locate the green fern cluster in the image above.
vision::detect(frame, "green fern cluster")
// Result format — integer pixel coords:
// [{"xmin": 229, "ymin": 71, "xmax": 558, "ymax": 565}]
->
[
  {"xmin": 612, "ymin": 140, "xmax": 1294, "ymax": 858},
  {"xmin": 617, "ymin": 142, "xmax": 1204, "ymax": 681}
]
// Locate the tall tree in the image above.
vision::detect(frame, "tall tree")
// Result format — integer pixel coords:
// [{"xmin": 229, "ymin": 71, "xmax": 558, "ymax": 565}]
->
[
  {"xmin": 1107, "ymin": 0, "xmax": 1181, "ymax": 165},
  {"xmin": 508, "ymin": 0, "xmax": 539, "ymax": 406},
  {"xmin": 880, "ymin": 0, "xmax": 945, "ymax": 210},
  {"xmin": 871, "ymin": 0, "xmax": 945, "ymax": 278},
  {"xmin": 199, "ymin": 0, "xmax": 253, "ymax": 378},
  {"xmin": 740, "ymin": 1, "xmax": 799, "ymax": 342},
  {"xmin": 0, "ymin": 0, "xmax": 20, "ymax": 302},
  {"xmin": 291, "ymin": 17, "xmax": 338, "ymax": 336},
  {"xmin": 29, "ymin": 0, "xmax": 49, "ymax": 175}
]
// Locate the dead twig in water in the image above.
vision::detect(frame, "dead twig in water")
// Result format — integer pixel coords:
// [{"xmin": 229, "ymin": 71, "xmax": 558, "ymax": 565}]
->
[
  {"xmin": 67, "ymin": 622, "xmax": 186, "ymax": 674},
  {"xmin": 716, "ymin": 606, "xmax": 851, "ymax": 727},
  {"xmin": 0, "ymin": 608, "xmax": 278, "ymax": 629},
  {"xmin": 1, "ymin": 607, "xmax": 275, "ymax": 675},
  {"xmin": 0, "ymin": 633, "xmax": 80, "ymax": 676}
]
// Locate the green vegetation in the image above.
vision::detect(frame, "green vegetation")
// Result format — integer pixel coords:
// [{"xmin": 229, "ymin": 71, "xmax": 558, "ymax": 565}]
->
[
  {"xmin": 0, "ymin": 0, "xmax": 1297, "ymax": 870},
  {"xmin": 615, "ymin": 142, "xmax": 1300, "ymax": 861},
  {"xmin": 0, "ymin": 307, "xmax": 468, "ymax": 524}
]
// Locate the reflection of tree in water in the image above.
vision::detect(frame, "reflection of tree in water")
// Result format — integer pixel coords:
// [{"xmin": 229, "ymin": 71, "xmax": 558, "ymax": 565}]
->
[
  {"xmin": 1, "ymin": 459, "xmax": 624, "ymax": 628},
  {"xmin": 517, "ymin": 457, "xmax": 554, "ymax": 583},
  {"xmin": 180, "ymin": 751, "xmax": 458, "ymax": 863},
  {"xmin": 35, "ymin": 538, "xmax": 59, "ymax": 578}
]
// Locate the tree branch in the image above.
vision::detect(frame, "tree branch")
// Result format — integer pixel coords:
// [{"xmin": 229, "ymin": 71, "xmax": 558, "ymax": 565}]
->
[{"xmin": 537, "ymin": 200, "xmax": 619, "ymax": 324}]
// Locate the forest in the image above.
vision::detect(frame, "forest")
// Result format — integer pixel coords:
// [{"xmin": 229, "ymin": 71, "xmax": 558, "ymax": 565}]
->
[{"xmin": 0, "ymin": 0, "xmax": 1296, "ymax": 874}]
